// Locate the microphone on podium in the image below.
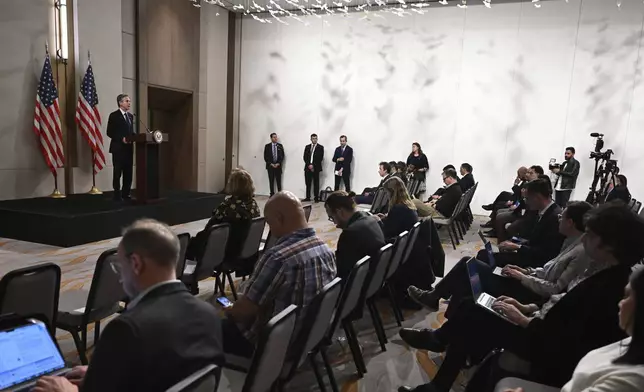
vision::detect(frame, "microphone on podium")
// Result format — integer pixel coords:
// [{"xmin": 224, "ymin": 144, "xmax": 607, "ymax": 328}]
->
[{"xmin": 133, "ymin": 113, "xmax": 152, "ymax": 134}]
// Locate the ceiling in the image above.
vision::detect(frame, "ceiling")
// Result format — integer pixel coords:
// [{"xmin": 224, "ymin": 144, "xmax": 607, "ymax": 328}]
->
[{"xmin": 193, "ymin": 0, "xmax": 541, "ymax": 16}]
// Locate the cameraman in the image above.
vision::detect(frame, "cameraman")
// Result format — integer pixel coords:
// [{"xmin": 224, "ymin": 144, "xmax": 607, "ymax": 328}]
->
[{"xmin": 551, "ymin": 147, "xmax": 580, "ymax": 207}]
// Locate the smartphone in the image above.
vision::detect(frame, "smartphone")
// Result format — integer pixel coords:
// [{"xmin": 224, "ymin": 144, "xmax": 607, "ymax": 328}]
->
[{"xmin": 216, "ymin": 297, "xmax": 233, "ymax": 308}]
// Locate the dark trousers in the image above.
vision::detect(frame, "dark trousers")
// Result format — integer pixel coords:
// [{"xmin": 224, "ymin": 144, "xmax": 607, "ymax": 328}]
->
[
  {"xmin": 267, "ymin": 167, "xmax": 282, "ymax": 195},
  {"xmin": 112, "ymin": 151, "xmax": 133, "ymax": 198},
  {"xmin": 334, "ymin": 172, "xmax": 351, "ymax": 192},
  {"xmin": 221, "ymin": 318, "xmax": 255, "ymax": 358},
  {"xmin": 429, "ymin": 300, "xmax": 531, "ymax": 391},
  {"xmin": 555, "ymin": 190, "xmax": 573, "ymax": 208},
  {"xmin": 436, "ymin": 257, "xmax": 543, "ymax": 318},
  {"xmin": 305, "ymin": 170, "xmax": 320, "ymax": 200},
  {"xmin": 477, "ymin": 249, "xmax": 544, "ymax": 269}
]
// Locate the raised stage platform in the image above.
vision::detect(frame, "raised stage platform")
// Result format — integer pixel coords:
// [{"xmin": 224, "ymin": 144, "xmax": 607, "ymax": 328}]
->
[{"xmin": 0, "ymin": 191, "xmax": 225, "ymax": 247}]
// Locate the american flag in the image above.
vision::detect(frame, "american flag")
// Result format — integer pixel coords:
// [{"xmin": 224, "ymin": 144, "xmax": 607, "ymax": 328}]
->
[
  {"xmin": 75, "ymin": 64, "xmax": 105, "ymax": 173},
  {"xmin": 33, "ymin": 53, "xmax": 65, "ymax": 175}
]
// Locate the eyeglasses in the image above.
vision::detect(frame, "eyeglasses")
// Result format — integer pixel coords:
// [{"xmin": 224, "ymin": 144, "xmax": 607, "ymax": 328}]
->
[{"xmin": 557, "ymin": 213, "xmax": 563, "ymax": 221}]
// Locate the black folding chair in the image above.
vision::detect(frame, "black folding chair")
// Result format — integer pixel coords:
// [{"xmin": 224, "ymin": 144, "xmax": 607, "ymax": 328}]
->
[{"xmin": 165, "ymin": 364, "xmax": 221, "ymax": 392}]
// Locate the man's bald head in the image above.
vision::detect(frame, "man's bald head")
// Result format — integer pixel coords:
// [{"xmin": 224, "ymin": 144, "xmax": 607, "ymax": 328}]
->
[
  {"xmin": 265, "ymin": 191, "xmax": 308, "ymax": 238},
  {"xmin": 517, "ymin": 166, "xmax": 528, "ymax": 179}
]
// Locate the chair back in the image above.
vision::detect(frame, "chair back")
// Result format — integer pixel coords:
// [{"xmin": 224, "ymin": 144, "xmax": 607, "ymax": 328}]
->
[
  {"xmin": 370, "ymin": 188, "xmax": 388, "ymax": 214},
  {"xmin": 176, "ymin": 233, "xmax": 191, "ymax": 279},
  {"xmin": 401, "ymin": 221, "xmax": 421, "ymax": 265},
  {"xmin": 327, "ymin": 257, "xmax": 371, "ymax": 339},
  {"xmin": 365, "ymin": 244, "xmax": 394, "ymax": 299},
  {"xmin": 195, "ymin": 224, "xmax": 230, "ymax": 281},
  {"xmin": 264, "ymin": 231, "xmax": 278, "ymax": 252},
  {"xmin": 242, "ymin": 305, "xmax": 299, "ymax": 392},
  {"xmin": 85, "ymin": 249, "xmax": 126, "ymax": 314},
  {"xmin": 239, "ymin": 217, "xmax": 266, "ymax": 259},
  {"xmin": 283, "ymin": 278, "xmax": 342, "ymax": 380},
  {"xmin": 165, "ymin": 364, "xmax": 221, "ymax": 392},
  {"xmin": 0, "ymin": 263, "xmax": 61, "ymax": 332},
  {"xmin": 303, "ymin": 205, "xmax": 313, "ymax": 222},
  {"xmin": 385, "ymin": 231, "xmax": 409, "ymax": 280}
]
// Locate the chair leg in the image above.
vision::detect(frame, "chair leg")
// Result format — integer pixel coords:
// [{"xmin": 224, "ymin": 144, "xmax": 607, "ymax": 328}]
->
[
  {"xmin": 309, "ymin": 353, "xmax": 328, "ymax": 392},
  {"xmin": 451, "ymin": 224, "xmax": 460, "ymax": 245},
  {"xmin": 446, "ymin": 226, "xmax": 457, "ymax": 250},
  {"xmin": 94, "ymin": 320, "xmax": 101, "ymax": 344},
  {"xmin": 320, "ymin": 347, "xmax": 340, "ymax": 392},
  {"xmin": 226, "ymin": 272, "xmax": 238, "ymax": 300},
  {"xmin": 368, "ymin": 300, "xmax": 387, "ymax": 351},
  {"xmin": 70, "ymin": 330, "xmax": 89, "ymax": 365},
  {"xmin": 343, "ymin": 322, "xmax": 367, "ymax": 377},
  {"xmin": 386, "ymin": 284, "xmax": 404, "ymax": 325}
]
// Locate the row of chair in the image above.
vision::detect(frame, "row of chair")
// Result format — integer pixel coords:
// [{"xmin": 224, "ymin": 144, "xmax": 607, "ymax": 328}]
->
[
  {"xmin": 0, "ymin": 204, "xmax": 313, "ymax": 365},
  {"xmin": 433, "ymin": 182, "xmax": 479, "ymax": 250}
]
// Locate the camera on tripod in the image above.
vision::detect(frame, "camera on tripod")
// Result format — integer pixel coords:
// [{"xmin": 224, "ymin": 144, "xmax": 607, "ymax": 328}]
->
[{"xmin": 586, "ymin": 133, "xmax": 620, "ymax": 205}]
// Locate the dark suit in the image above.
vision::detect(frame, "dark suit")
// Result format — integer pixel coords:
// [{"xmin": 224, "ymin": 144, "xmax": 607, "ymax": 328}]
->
[
  {"xmin": 332, "ymin": 145, "xmax": 353, "ymax": 192},
  {"xmin": 479, "ymin": 203, "xmax": 564, "ymax": 268},
  {"xmin": 554, "ymin": 157, "xmax": 580, "ymax": 207},
  {"xmin": 336, "ymin": 211, "xmax": 386, "ymax": 280},
  {"xmin": 354, "ymin": 173, "xmax": 394, "ymax": 205},
  {"xmin": 303, "ymin": 143, "xmax": 324, "ymax": 200},
  {"xmin": 106, "ymin": 109, "xmax": 136, "ymax": 198},
  {"xmin": 81, "ymin": 282, "xmax": 223, "ymax": 392},
  {"xmin": 264, "ymin": 142, "xmax": 285, "ymax": 195},
  {"xmin": 380, "ymin": 204, "xmax": 418, "ymax": 240},
  {"xmin": 433, "ymin": 264, "xmax": 630, "ymax": 389},
  {"xmin": 605, "ymin": 185, "xmax": 631, "ymax": 204},
  {"xmin": 459, "ymin": 173, "xmax": 475, "ymax": 192},
  {"xmin": 434, "ymin": 183, "xmax": 463, "ymax": 218}
]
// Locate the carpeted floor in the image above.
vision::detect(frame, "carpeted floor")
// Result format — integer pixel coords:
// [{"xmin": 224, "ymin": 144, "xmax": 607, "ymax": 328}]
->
[{"xmin": 0, "ymin": 196, "xmax": 488, "ymax": 391}]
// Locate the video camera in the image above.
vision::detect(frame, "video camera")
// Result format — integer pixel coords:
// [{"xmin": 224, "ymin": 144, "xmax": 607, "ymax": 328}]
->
[{"xmin": 586, "ymin": 133, "xmax": 619, "ymax": 205}]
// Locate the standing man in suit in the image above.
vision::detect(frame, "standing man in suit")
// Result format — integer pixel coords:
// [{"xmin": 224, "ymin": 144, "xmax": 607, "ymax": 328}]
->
[
  {"xmin": 106, "ymin": 94, "xmax": 136, "ymax": 201},
  {"xmin": 303, "ymin": 133, "xmax": 324, "ymax": 202},
  {"xmin": 332, "ymin": 135, "xmax": 353, "ymax": 192},
  {"xmin": 552, "ymin": 147, "xmax": 580, "ymax": 208},
  {"xmin": 264, "ymin": 133, "xmax": 284, "ymax": 196},
  {"xmin": 33, "ymin": 219, "xmax": 223, "ymax": 392}
]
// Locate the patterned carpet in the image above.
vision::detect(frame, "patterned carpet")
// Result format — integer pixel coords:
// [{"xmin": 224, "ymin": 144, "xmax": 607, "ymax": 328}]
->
[{"xmin": 0, "ymin": 196, "xmax": 488, "ymax": 391}]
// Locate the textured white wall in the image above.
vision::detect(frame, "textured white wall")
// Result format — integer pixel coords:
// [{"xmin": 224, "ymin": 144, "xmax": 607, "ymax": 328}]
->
[{"xmin": 237, "ymin": 0, "xmax": 644, "ymax": 214}]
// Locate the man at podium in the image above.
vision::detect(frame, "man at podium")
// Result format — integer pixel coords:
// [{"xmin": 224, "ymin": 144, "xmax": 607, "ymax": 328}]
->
[{"xmin": 107, "ymin": 94, "xmax": 136, "ymax": 201}]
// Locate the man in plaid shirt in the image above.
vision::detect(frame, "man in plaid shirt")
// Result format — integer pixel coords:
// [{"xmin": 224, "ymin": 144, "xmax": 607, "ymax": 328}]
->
[{"xmin": 222, "ymin": 191, "xmax": 337, "ymax": 357}]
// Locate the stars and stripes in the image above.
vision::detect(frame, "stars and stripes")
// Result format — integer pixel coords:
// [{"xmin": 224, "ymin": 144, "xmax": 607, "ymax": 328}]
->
[
  {"xmin": 33, "ymin": 53, "xmax": 65, "ymax": 175},
  {"xmin": 75, "ymin": 64, "xmax": 105, "ymax": 174}
]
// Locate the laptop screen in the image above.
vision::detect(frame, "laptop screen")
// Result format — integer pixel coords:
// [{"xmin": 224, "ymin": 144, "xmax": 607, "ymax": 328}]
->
[
  {"xmin": 0, "ymin": 322, "xmax": 65, "ymax": 390},
  {"xmin": 485, "ymin": 242, "xmax": 496, "ymax": 268},
  {"xmin": 466, "ymin": 258, "xmax": 483, "ymax": 299}
]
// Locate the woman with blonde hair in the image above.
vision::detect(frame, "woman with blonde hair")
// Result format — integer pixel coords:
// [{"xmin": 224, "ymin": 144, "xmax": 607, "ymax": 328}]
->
[
  {"xmin": 186, "ymin": 168, "xmax": 260, "ymax": 261},
  {"xmin": 378, "ymin": 176, "xmax": 418, "ymax": 239}
]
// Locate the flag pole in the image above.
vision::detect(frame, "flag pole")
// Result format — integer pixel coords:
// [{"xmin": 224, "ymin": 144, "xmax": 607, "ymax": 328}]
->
[
  {"xmin": 50, "ymin": 171, "xmax": 66, "ymax": 198},
  {"xmin": 88, "ymin": 151, "xmax": 102, "ymax": 194},
  {"xmin": 85, "ymin": 51, "xmax": 102, "ymax": 195}
]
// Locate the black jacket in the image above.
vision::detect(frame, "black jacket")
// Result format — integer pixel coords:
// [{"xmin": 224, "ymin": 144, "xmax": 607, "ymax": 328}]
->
[
  {"xmin": 435, "ymin": 183, "xmax": 463, "ymax": 218},
  {"xmin": 524, "ymin": 264, "xmax": 631, "ymax": 386},
  {"xmin": 81, "ymin": 282, "xmax": 223, "ymax": 392},
  {"xmin": 605, "ymin": 186, "xmax": 631, "ymax": 204},
  {"xmin": 264, "ymin": 142, "xmax": 285, "ymax": 170},
  {"xmin": 303, "ymin": 144, "xmax": 324, "ymax": 172},
  {"xmin": 517, "ymin": 203, "xmax": 565, "ymax": 267},
  {"xmin": 332, "ymin": 146, "xmax": 353, "ymax": 174},
  {"xmin": 106, "ymin": 109, "xmax": 135, "ymax": 154},
  {"xmin": 381, "ymin": 204, "xmax": 418, "ymax": 240},
  {"xmin": 336, "ymin": 211, "xmax": 386, "ymax": 280},
  {"xmin": 555, "ymin": 157, "xmax": 580, "ymax": 189},
  {"xmin": 459, "ymin": 173, "xmax": 475, "ymax": 192}
]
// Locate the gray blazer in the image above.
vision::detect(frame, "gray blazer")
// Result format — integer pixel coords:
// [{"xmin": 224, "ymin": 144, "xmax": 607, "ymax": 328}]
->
[{"xmin": 519, "ymin": 235, "xmax": 590, "ymax": 297}]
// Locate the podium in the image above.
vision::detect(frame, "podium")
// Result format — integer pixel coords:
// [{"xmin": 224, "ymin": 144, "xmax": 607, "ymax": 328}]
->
[{"xmin": 128, "ymin": 132, "xmax": 169, "ymax": 203}]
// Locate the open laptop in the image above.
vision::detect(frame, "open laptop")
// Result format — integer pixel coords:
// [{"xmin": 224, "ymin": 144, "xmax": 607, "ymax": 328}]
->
[
  {"xmin": 0, "ymin": 319, "xmax": 69, "ymax": 391},
  {"xmin": 477, "ymin": 229, "xmax": 504, "ymax": 276},
  {"xmin": 466, "ymin": 258, "xmax": 516, "ymax": 324}
]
